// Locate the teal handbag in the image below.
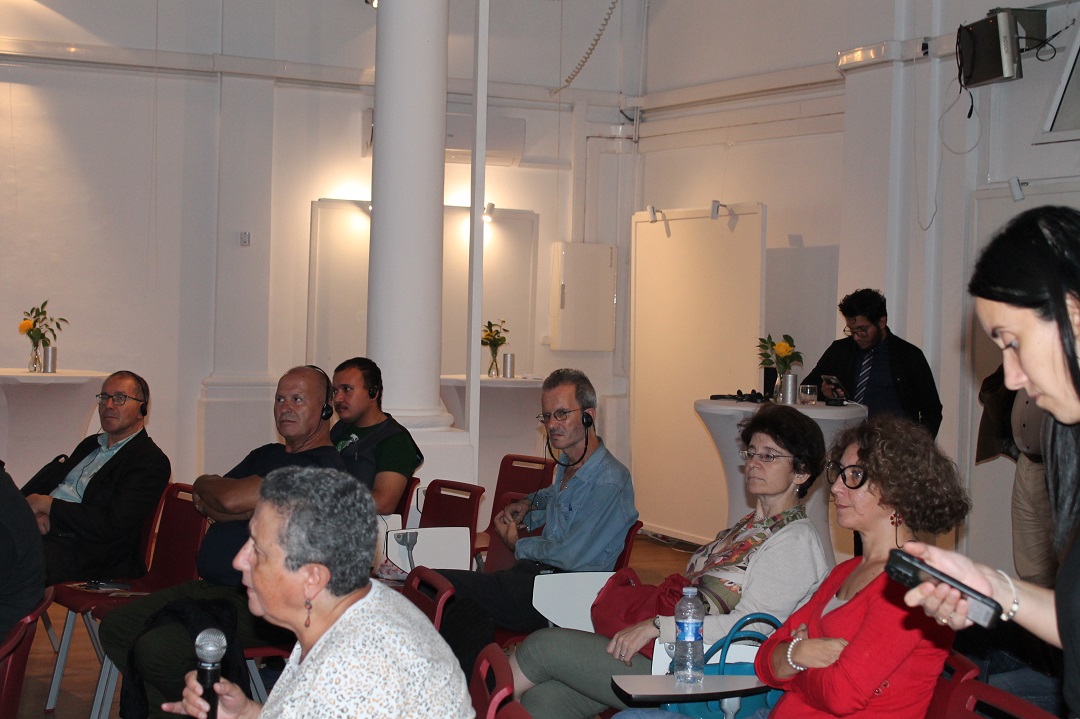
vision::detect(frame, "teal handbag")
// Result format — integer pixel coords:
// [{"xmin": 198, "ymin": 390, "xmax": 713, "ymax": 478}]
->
[{"xmin": 660, "ymin": 612, "xmax": 783, "ymax": 719}]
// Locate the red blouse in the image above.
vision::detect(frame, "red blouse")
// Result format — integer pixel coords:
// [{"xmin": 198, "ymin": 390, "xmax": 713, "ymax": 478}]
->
[{"xmin": 755, "ymin": 558, "xmax": 953, "ymax": 719}]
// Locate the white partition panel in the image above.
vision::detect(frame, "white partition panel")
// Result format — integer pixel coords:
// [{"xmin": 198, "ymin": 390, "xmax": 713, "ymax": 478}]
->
[{"xmin": 631, "ymin": 204, "xmax": 765, "ymax": 544}]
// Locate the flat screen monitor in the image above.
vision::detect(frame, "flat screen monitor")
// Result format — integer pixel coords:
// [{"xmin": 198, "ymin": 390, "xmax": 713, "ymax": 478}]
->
[{"xmin": 957, "ymin": 10, "xmax": 1022, "ymax": 89}]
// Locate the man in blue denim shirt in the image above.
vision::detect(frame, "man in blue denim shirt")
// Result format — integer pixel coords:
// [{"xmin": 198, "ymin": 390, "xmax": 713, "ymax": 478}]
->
[{"xmin": 439, "ymin": 369, "xmax": 637, "ymax": 634}]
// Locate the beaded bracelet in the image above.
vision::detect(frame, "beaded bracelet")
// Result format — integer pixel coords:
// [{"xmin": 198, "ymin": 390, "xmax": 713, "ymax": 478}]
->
[
  {"xmin": 786, "ymin": 637, "xmax": 807, "ymax": 672},
  {"xmin": 996, "ymin": 569, "xmax": 1020, "ymax": 622}
]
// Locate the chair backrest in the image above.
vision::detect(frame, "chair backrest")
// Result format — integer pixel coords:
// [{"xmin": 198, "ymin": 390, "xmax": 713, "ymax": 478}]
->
[
  {"xmin": 394, "ymin": 476, "xmax": 421, "ymax": 525},
  {"xmin": 613, "ymin": 520, "xmax": 644, "ymax": 571},
  {"xmin": 495, "ymin": 700, "xmax": 533, "ymax": 719},
  {"xmin": 418, "ymin": 479, "xmax": 486, "ymax": 549},
  {"xmin": 495, "ymin": 455, "xmax": 555, "ymax": 500},
  {"xmin": 0, "ymin": 586, "xmax": 54, "ymax": 717},
  {"xmin": 143, "ymin": 483, "xmax": 209, "ymax": 589},
  {"xmin": 470, "ymin": 642, "xmax": 514, "ymax": 719},
  {"xmin": 925, "ymin": 650, "xmax": 980, "ymax": 719},
  {"xmin": 403, "ymin": 566, "xmax": 455, "ymax": 630},
  {"xmin": 946, "ymin": 678, "xmax": 1057, "ymax": 719},
  {"xmin": 137, "ymin": 486, "xmax": 168, "ymax": 570}
]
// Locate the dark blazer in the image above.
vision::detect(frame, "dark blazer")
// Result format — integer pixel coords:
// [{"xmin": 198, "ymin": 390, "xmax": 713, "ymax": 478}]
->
[
  {"xmin": 21, "ymin": 429, "xmax": 171, "ymax": 583},
  {"xmin": 804, "ymin": 329, "xmax": 943, "ymax": 437}
]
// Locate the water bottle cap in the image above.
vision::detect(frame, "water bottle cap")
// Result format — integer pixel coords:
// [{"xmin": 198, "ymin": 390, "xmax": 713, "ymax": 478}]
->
[{"xmin": 682, "ymin": 587, "xmax": 698, "ymax": 596}]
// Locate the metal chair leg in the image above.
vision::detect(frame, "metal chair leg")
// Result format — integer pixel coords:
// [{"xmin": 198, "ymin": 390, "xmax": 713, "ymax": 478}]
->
[
  {"xmin": 89, "ymin": 656, "xmax": 119, "ymax": 719},
  {"xmin": 247, "ymin": 658, "xmax": 269, "ymax": 703},
  {"xmin": 45, "ymin": 609, "xmax": 77, "ymax": 711},
  {"xmin": 42, "ymin": 611, "xmax": 61, "ymax": 653}
]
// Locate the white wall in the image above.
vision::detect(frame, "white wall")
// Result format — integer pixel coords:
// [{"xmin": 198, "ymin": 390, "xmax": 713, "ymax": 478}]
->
[{"xmin": 2, "ymin": 0, "xmax": 1079, "ymax": 573}]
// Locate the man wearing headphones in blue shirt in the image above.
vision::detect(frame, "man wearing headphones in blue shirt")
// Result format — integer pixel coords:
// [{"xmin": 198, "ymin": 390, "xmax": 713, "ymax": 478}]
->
[{"xmin": 439, "ymin": 368, "xmax": 638, "ymax": 637}]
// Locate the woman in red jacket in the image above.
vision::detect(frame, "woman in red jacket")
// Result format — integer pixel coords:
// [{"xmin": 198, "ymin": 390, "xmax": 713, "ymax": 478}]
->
[{"xmin": 755, "ymin": 415, "xmax": 970, "ymax": 719}]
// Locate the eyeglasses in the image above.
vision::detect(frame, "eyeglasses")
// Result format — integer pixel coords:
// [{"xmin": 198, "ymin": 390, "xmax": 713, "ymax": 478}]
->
[
  {"xmin": 95, "ymin": 393, "xmax": 145, "ymax": 407},
  {"xmin": 738, "ymin": 450, "xmax": 793, "ymax": 463},
  {"xmin": 826, "ymin": 461, "xmax": 869, "ymax": 489},
  {"xmin": 843, "ymin": 325, "xmax": 873, "ymax": 338},
  {"xmin": 536, "ymin": 408, "xmax": 582, "ymax": 424}
]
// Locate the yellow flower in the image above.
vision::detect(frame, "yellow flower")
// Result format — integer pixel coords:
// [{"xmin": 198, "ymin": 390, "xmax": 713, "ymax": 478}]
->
[
  {"xmin": 774, "ymin": 341, "xmax": 793, "ymax": 358},
  {"xmin": 18, "ymin": 319, "xmax": 33, "ymax": 334}
]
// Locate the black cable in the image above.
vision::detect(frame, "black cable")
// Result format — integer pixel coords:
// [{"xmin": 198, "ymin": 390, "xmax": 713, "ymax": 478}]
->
[
  {"xmin": 546, "ymin": 428, "xmax": 590, "ymax": 469},
  {"xmin": 1019, "ymin": 18, "xmax": 1075, "ymax": 61}
]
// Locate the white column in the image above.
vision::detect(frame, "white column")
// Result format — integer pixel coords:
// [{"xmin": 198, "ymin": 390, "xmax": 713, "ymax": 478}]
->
[{"xmin": 368, "ymin": 0, "xmax": 453, "ymax": 431}]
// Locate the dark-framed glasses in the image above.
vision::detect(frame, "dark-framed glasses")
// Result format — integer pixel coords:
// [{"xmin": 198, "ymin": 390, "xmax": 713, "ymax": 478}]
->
[
  {"xmin": 843, "ymin": 325, "xmax": 873, "ymax": 338},
  {"xmin": 738, "ymin": 450, "xmax": 793, "ymax": 463},
  {"xmin": 826, "ymin": 461, "xmax": 868, "ymax": 489},
  {"xmin": 536, "ymin": 408, "xmax": 582, "ymax": 424},
  {"xmin": 95, "ymin": 393, "xmax": 144, "ymax": 407}
]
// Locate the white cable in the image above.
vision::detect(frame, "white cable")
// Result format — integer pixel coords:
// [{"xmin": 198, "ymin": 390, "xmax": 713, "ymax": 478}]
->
[{"xmin": 555, "ymin": 0, "xmax": 620, "ymax": 93}]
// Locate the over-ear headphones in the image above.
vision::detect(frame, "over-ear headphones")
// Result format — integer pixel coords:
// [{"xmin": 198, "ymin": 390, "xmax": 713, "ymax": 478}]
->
[
  {"xmin": 306, "ymin": 365, "xmax": 335, "ymax": 421},
  {"xmin": 582, "ymin": 411, "xmax": 594, "ymax": 429}
]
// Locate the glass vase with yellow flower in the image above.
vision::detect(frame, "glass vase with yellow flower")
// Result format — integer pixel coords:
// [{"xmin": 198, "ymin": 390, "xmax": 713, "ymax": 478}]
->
[
  {"xmin": 757, "ymin": 334, "xmax": 803, "ymax": 401},
  {"xmin": 481, "ymin": 320, "xmax": 508, "ymax": 377},
  {"xmin": 19, "ymin": 300, "xmax": 68, "ymax": 373}
]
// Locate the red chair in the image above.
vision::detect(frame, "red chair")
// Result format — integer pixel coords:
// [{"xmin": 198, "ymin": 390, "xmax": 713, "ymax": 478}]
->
[
  {"xmin": 418, "ymin": 479, "xmax": 486, "ymax": 552},
  {"xmin": 946, "ymin": 677, "xmax": 1057, "ymax": 719},
  {"xmin": 496, "ymin": 700, "xmax": 533, "ymax": 718},
  {"xmin": 403, "ymin": 566, "xmax": 455, "ymax": 630},
  {"xmin": 394, "ymin": 476, "xmax": 421, "ymax": 525},
  {"xmin": 470, "ymin": 642, "xmax": 514, "ymax": 719},
  {"xmin": 474, "ymin": 455, "xmax": 555, "ymax": 567},
  {"xmin": 49, "ymin": 483, "xmax": 207, "ymax": 712},
  {"xmin": 0, "ymin": 587, "xmax": 54, "ymax": 718},
  {"xmin": 925, "ymin": 650, "xmax": 980, "ymax": 719}
]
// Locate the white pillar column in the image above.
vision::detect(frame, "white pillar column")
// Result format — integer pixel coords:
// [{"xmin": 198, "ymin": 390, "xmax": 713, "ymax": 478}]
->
[{"xmin": 368, "ymin": 0, "xmax": 454, "ymax": 430}]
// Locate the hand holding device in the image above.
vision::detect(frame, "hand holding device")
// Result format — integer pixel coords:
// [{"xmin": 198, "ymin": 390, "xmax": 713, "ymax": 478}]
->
[
  {"xmin": 820, "ymin": 375, "xmax": 847, "ymax": 399},
  {"xmin": 885, "ymin": 549, "xmax": 1001, "ymax": 629}
]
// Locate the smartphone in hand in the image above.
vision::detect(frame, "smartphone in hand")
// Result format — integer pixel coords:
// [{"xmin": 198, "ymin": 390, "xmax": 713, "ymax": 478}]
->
[
  {"xmin": 885, "ymin": 549, "xmax": 1002, "ymax": 629},
  {"xmin": 820, "ymin": 375, "xmax": 847, "ymax": 399}
]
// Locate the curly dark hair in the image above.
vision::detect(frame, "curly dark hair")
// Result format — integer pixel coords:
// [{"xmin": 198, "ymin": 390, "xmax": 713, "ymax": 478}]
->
[
  {"xmin": 829, "ymin": 415, "xmax": 970, "ymax": 534},
  {"xmin": 739, "ymin": 403, "xmax": 826, "ymax": 498},
  {"xmin": 838, "ymin": 288, "xmax": 887, "ymax": 324}
]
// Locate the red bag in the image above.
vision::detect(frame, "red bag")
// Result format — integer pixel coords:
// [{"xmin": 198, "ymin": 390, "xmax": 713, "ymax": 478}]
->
[{"xmin": 590, "ymin": 568, "xmax": 691, "ymax": 660}]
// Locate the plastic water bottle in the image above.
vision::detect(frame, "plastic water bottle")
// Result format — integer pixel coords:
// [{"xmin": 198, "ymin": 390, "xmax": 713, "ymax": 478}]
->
[{"xmin": 673, "ymin": 586, "xmax": 704, "ymax": 684}]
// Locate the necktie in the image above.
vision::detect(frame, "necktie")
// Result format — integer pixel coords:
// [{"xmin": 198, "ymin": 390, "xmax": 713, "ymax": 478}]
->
[{"xmin": 854, "ymin": 350, "xmax": 872, "ymax": 403}]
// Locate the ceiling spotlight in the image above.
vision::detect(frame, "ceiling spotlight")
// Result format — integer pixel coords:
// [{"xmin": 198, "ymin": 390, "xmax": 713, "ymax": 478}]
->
[
  {"xmin": 364, "ymin": 0, "xmax": 378, "ymax": 7},
  {"xmin": 483, "ymin": 202, "xmax": 495, "ymax": 222}
]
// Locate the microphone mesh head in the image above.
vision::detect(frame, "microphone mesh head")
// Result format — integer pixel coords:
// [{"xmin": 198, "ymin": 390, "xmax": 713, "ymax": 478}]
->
[{"xmin": 194, "ymin": 628, "xmax": 228, "ymax": 663}]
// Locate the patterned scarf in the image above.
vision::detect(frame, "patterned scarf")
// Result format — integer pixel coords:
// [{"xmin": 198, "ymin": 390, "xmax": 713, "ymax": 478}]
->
[{"xmin": 683, "ymin": 504, "xmax": 808, "ymax": 614}]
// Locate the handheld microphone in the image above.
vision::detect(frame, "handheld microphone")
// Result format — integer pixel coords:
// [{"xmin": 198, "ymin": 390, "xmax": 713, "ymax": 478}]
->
[{"xmin": 194, "ymin": 628, "xmax": 228, "ymax": 719}]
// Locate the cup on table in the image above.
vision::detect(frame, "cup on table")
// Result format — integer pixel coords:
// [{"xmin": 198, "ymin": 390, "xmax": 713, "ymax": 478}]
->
[{"xmin": 799, "ymin": 384, "xmax": 818, "ymax": 405}]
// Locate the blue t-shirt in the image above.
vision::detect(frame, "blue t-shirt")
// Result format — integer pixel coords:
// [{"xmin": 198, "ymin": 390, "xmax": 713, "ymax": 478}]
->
[{"xmin": 196, "ymin": 444, "xmax": 344, "ymax": 587}]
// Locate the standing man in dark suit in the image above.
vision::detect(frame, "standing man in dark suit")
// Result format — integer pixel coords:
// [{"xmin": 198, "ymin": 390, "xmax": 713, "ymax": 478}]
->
[
  {"xmin": 804, "ymin": 289, "xmax": 943, "ymax": 437},
  {"xmin": 21, "ymin": 370, "xmax": 171, "ymax": 585}
]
